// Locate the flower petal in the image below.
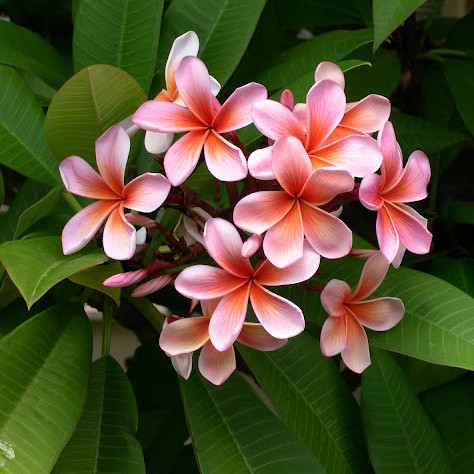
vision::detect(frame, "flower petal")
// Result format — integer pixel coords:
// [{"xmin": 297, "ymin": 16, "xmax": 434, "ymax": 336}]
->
[
  {"xmin": 301, "ymin": 203, "xmax": 352, "ymax": 259},
  {"xmin": 248, "ymin": 146, "xmax": 276, "ymax": 180},
  {"xmin": 103, "ymin": 205, "xmax": 137, "ymax": 260},
  {"xmin": 175, "ymin": 265, "xmax": 247, "ymax": 299},
  {"xmin": 250, "ymin": 283, "xmax": 305, "ymax": 338},
  {"xmin": 213, "ymin": 82, "xmax": 267, "ymax": 133},
  {"xmin": 59, "ymin": 155, "xmax": 118, "ymax": 200},
  {"xmin": 280, "ymin": 89, "xmax": 294, "ymax": 110},
  {"xmin": 300, "ymin": 168, "xmax": 354, "ymax": 206},
  {"xmin": 351, "ymin": 251, "xmax": 390, "ymax": 301},
  {"xmin": 320, "ymin": 279, "xmax": 352, "ymax": 317},
  {"xmin": 131, "ymin": 274, "xmax": 174, "ymax": 297},
  {"xmin": 123, "ymin": 173, "xmax": 171, "ymax": 212},
  {"xmin": 341, "ymin": 94, "xmax": 391, "ymax": 133},
  {"xmin": 359, "ymin": 173, "xmax": 384, "ymax": 210},
  {"xmin": 203, "ymin": 218, "xmax": 253, "ymax": 278},
  {"xmin": 103, "ymin": 268, "xmax": 149, "ymax": 288},
  {"xmin": 208, "ymin": 283, "xmax": 251, "ymax": 351},
  {"xmin": 340, "ymin": 313, "xmax": 371, "ymax": 373},
  {"xmin": 164, "ymin": 130, "xmax": 209, "ymax": 186},
  {"xmin": 144, "ymin": 131, "xmax": 174, "ymax": 154},
  {"xmin": 314, "ymin": 62, "xmax": 345, "ymax": 88},
  {"xmin": 159, "ymin": 316, "xmax": 209, "ymax": 356},
  {"xmin": 241, "ymin": 233, "xmax": 262, "ymax": 258},
  {"xmin": 203, "ymin": 131, "xmax": 247, "ymax": 182},
  {"xmin": 171, "ymin": 353, "xmax": 193, "ymax": 379},
  {"xmin": 378, "ymin": 121, "xmax": 403, "ymax": 189},
  {"xmin": 320, "ymin": 314, "xmax": 347, "ymax": 357},
  {"xmin": 62, "ymin": 200, "xmax": 118, "ymax": 255},
  {"xmin": 251, "ymin": 99, "xmax": 306, "ymax": 142},
  {"xmin": 272, "ymin": 135, "xmax": 312, "ymax": 195},
  {"xmin": 238, "ymin": 323, "xmax": 288, "ymax": 351},
  {"xmin": 95, "ymin": 125, "xmax": 130, "ymax": 195},
  {"xmin": 348, "ymin": 297, "xmax": 404, "ymax": 331},
  {"xmin": 376, "ymin": 205, "xmax": 400, "ymax": 263},
  {"xmin": 198, "ymin": 342, "xmax": 236, "ymax": 385}
]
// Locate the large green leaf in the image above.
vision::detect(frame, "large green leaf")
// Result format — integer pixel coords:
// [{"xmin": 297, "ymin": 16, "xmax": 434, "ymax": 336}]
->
[
  {"xmin": 372, "ymin": 0, "xmax": 426, "ymax": 51},
  {"xmin": 153, "ymin": 0, "xmax": 267, "ymax": 91},
  {"xmin": 361, "ymin": 348, "xmax": 451, "ymax": 473},
  {"xmin": 73, "ymin": 0, "xmax": 164, "ymax": 93},
  {"xmin": 238, "ymin": 331, "xmax": 371, "ymax": 474},
  {"xmin": 54, "ymin": 355, "xmax": 145, "ymax": 473},
  {"xmin": 278, "ymin": 256, "xmax": 474, "ymax": 369},
  {"xmin": 0, "ymin": 304, "xmax": 92, "ymax": 473},
  {"xmin": 0, "ymin": 66, "xmax": 60, "ymax": 185},
  {"xmin": 181, "ymin": 371, "xmax": 324, "ymax": 473},
  {"xmin": 44, "ymin": 65, "xmax": 146, "ymax": 166},
  {"xmin": 422, "ymin": 373, "xmax": 474, "ymax": 473},
  {"xmin": 0, "ymin": 20, "xmax": 71, "ymax": 89},
  {"xmin": 0, "ymin": 236, "xmax": 109, "ymax": 308},
  {"xmin": 432, "ymin": 257, "xmax": 474, "ymax": 298}
]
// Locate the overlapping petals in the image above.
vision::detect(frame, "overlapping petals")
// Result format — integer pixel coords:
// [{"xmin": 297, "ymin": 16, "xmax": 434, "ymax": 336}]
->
[
  {"xmin": 60, "ymin": 125, "xmax": 171, "ymax": 260},
  {"xmin": 320, "ymin": 252, "xmax": 404, "ymax": 373}
]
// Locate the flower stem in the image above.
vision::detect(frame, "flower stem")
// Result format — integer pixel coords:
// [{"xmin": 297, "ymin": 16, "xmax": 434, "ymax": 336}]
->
[{"xmin": 101, "ymin": 297, "xmax": 114, "ymax": 356}]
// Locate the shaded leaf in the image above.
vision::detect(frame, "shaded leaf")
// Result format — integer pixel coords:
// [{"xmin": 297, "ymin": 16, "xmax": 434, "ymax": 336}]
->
[
  {"xmin": 441, "ymin": 200, "xmax": 474, "ymax": 225},
  {"xmin": 0, "ymin": 300, "xmax": 31, "ymax": 338},
  {"xmin": 432, "ymin": 256, "xmax": 474, "ymax": 298},
  {"xmin": 16, "ymin": 69, "xmax": 57, "ymax": 107}
]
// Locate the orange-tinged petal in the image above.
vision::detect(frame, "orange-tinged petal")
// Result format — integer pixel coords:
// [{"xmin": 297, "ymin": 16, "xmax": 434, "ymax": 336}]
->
[
  {"xmin": 378, "ymin": 121, "xmax": 403, "ymax": 189},
  {"xmin": 359, "ymin": 173, "xmax": 384, "ymax": 211},
  {"xmin": 131, "ymin": 274, "xmax": 174, "ymax": 297},
  {"xmin": 123, "ymin": 172, "xmax": 171, "ymax": 213},
  {"xmin": 300, "ymin": 168, "xmax": 354, "ymax": 206},
  {"xmin": 376, "ymin": 204, "xmax": 400, "ymax": 263},
  {"xmin": 351, "ymin": 252, "xmax": 390, "ymax": 301},
  {"xmin": 314, "ymin": 62, "xmax": 345, "ymax": 88},
  {"xmin": 198, "ymin": 342, "xmax": 236, "ymax": 385},
  {"xmin": 341, "ymin": 94, "xmax": 390, "ymax": 133},
  {"xmin": 340, "ymin": 312, "xmax": 371, "ymax": 373},
  {"xmin": 103, "ymin": 205, "xmax": 137, "ymax": 260},
  {"xmin": 159, "ymin": 316, "xmax": 209, "ymax": 356},
  {"xmin": 320, "ymin": 314, "xmax": 347, "ymax": 357},
  {"xmin": 320, "ymin": 279, "xmax": 352, "ymax": 317},
  {"xmin": 347, "ymin": 297, "xmax": 404, "ymax": 331},
  {"xmin": 248, "ymin": 146, "xmax": 276, "ymax": 180},
  {"xmin": 238, "ymin": 323, "xmax": 288, "ymax": 351}
]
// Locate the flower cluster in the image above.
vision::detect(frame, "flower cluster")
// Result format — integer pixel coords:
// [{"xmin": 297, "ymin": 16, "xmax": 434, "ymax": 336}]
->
[{"xmin": 60, "ymin": 31, "xmax": 432, "ymax": 384}]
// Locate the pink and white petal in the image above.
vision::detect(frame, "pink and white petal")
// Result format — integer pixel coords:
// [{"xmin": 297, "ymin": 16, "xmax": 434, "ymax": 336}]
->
[
  {"xmin": 164, "ymin": 130, "xmax": 209, "ymax": 186},
  {"xmin": 378, "ymin": 121, "xmax": 403, "ymax": 189},
  {"xmin": 292, "ymin": 103, "xmax": 307, "ymax": 131},
  {"xmin": 250, "ymin": 283, "xmax": 305, "ymax": 338},
  {"xmin": 272, "ymin": 135, "xmax": 312, "ymax": 195},
  {"xmin": 103, "ymin": 205, "xmax": 137, "ymax": 260},
  {"xmin": 341, "ymin": 95, "xmax": 391, "ymax": 133},
  {"xmin": 376, "ymin": 205, "xmax": 400, "ymax": 263},
  {"xmin": 203, "ymin": 131, "xmax": 247, "ymax": 182},
  {"xmin": 201, "ymin": 298, "xmax": 221, "ymax": 318},
  {"xmin": 238, "ymin": 322, "xmax": 288, "ymax": 351},
  {"xmin": 144, "ymin": 131, "xmax": 174, "ymax": 154},
  {"xmin": 351, "ymin": 252, "xmax": 390, "ymax": 301},
  {"xmin": 175, "ymin": 265, "xmax": 247, "ymax": 299},
  {"xmin": 263, "ymin": 201, "xmax": 305, "ymax": 268},
  {"xmin": 133, "ymin": 100, "xmax": 205, "ymax": 132},
  {"xmin": 213, "ymin": 82, "xmax": 267, "ymax": 133},
  {"xmin": 159, "ymin": 316, "xmax": 209, "ymax": 356},
  {"xmin": 248, "ymin": 146, "xmax": 276, "ymax": 180},
  {"xmin": 233, "ymin": 191, "xmax": 294, "ymax": 235},
  {"xmin": 208, "ymin": 283, "xmax": 251, "ymax": 351},
  {"xmin": 123, "ymin": 173, "xmax": 171, "ymax": 212},
  {"xmin": 348, "ymin": 297, "xmax": 404, "ymax": 331},
  {"xmin": 383, "ymin": 150, "xmax": 431, "ymax": 203},
  {"xmin": 384, "ymin": 202, "xmax": 432, "ymax": 255},
  {"xmin": 320, "ymin": 314, "xmax": 347, "ymax": 357},
  {"xmin": 241, "ymin": 234, "xmax": 262, "ymax": 258},
  {"xmin": 359, "ymin": 173, "xmax": 384, "ymax": 211},
  {"xmin": 174, "ymin": 56, "xmax": 215, "ymax": 124},
  {"xmin": 255, "ymin": 239, "xmax": 320, "ymax": 286},
  {"xmin": 312, "ymin": 135, "xmax": 382, "ymax": 177},
  {"xmin": 280, "ymin": 89, "xmax": 294, "ymax": 110},
  {"xmin": 301, "ymin": 204, "xmax": 352, "ymax": 259},
  {"xmin": 251, "ymin": 99, "xmax": 306, "ymax": 142},
  {"xmin": 314, "ymin": 62, "xmax": 345, "ymax": 88},
  {"xmin": 95, "ymin": 125, "xmax": 130, "ymax": 195},
  {"xmin": 198, "ymin": 342, "xmax": 236, "ymax": 385},
  {"xmin": 210, "ymin": 76, "xmax": 221, "ymax": 97},
  {"xmin": 391, "ymin": 243, "xmax": 406, "ymax": 269},
  {"xmin": 171, "ymin": 353, "xmax": 193, "ymax": 379},
  {"xmin": 103, "ymin": 268, "xmax": 149, "ymax": 288},
  {"xmin": 59, "ymin": 155, "xmax": 118, "ymax": 200},
  {"xmin": 131, "ymin": 274, "xmax": 174, "ymax": 297},
  {"xmin": 306, "ymin": 79, "xmax": 346, "ymax": 152},
  {"xmin": 320, "ymin": 279, "xmax": 351, "ymax": 317},
  {"xmin": 203, "ymin": 218, "xmax": 253, "ymax": 278},
  {"xmin": 340, "ymin": 313, "xmax": 371, "ymax": 373},
  {"xmin": 300, "ymin": 168, "xmax": 354, "ymax": 206},
  {"xmin": 62, "ymin": 200, "xmax": 118, "ymax": 255}
]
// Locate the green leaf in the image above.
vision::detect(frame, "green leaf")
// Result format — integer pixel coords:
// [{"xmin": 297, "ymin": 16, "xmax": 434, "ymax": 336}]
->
[
  {"xmin": 445, "ymin": 59, "xmax": 474, "ymax": 136},
  {"xmin": 44, "ymin": 65, "xmax": 146, "ymax": 167},
  {"xmin": 73, "ymin": 0, "xmax": 164, "ymax": 93},
  {"xmin": 181, "ymin": 371, "xmax": 324, "ymax": 473},
  {"xmin": 238, "ymin": 332, "xmax": 371, "ymax": 474},
  {"xmin": 372, "ymin": 0, "xmax": 426, "ymax": 51},
  {"xmin": 361, "ymin": 348, "xmax": 452, "ymax": 473},
  {"xmin": 0, "ymin": 20, "xmax": 71, "ymax": 89},
  {"xmin": 0, "ymin": 304, "xmax": 92, "ymax": 473},
  {"xmin": 0, "ymin": 167, "xmax": 4, "ymax": 207},
  {"xmin": 256, "ymin": 28, "xmax": 373, "ymax": 93},
  {"xmin": 15, "ymin": 69, "xmax": 57, "ymax": 107},
  {"xmin": 0, "ymin": 300, "xmax": 31, "ymax": 338},
  {"xmin": 441, "ymin": 200, "xmax": 474, "ymax": 225},
  {"xmin": 54, "ymin": 355, "xmax": 145, "ymax": 473},
  {"xmin": 69, "ymin": 262, "xmax": 123, "ymax": 305},
  {"xmin": 432, "ymin": 257, "xmax": 474, "ymax": 298},
  {"xmin": 422, "ymin": 373, "xmax": 474, "ymax": 473},
  {"xmin": 153, "ymin": 0, "xmax": 267, "ymax": 90},
  {"xmin": 0, "ymin": 277, "xmax": 21, "ymax": 312},
  {"xmin": 0, "ymin": 66, "xmax": 60, "ymax": 185},
  {"xmin": 0, "ymin": 236, "xmax": 109, "ymax": 308}
]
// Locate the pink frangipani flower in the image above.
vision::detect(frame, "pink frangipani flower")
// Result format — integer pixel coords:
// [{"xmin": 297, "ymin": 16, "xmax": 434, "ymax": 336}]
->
[
  {"xmin": 248, "ymin": 78, "xmax": 383, "ymax": 180},
  {"xmin": 359, "ymin": 121, "xmax": 432, "ymax": 263},
  {"xmin": 60, "ymin": 125, "xmax": 171, "ymax": 260},
  {"xmin": 234, "ymin": 135, "xmax": 354, "ymax": 268},
  {"xmin": 133, "ymin": 56, "xmax": 267, "ymax": 186},
  {"xmin": 159, "ymin": 300, "xmax": 287, "ymax": 385},
  {"xmin": 175, "ymin": 218, "xmax": 320, "ymax": 351},
  {"xmin": 320, "ymin": 252, "xmax": 404, "ymax": 373}
]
